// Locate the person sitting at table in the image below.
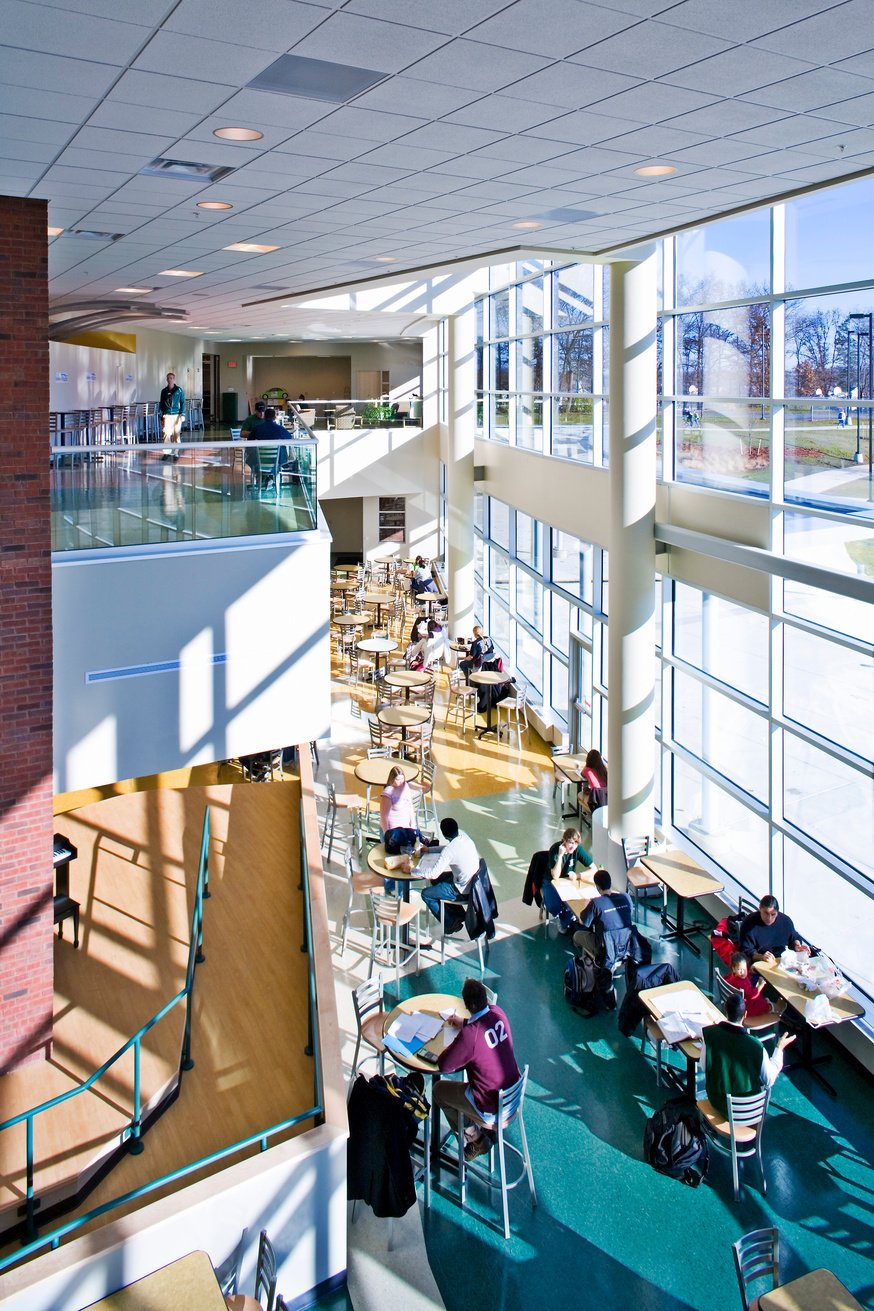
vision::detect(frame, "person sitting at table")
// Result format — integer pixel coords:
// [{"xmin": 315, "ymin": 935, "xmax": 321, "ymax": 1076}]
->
[
  {"xmin": 725, "ymin": 951, "xmax": 786, "ymax": 1018},
  {"xmin": 740, "ymin": 895, "xmax": 811, "ymax": 965},
  {"xmin": 459, "ymin": 625, "xmax": 494, "ymax": 682},
  {"xmin": 410, "ymin": 555, "xmax": 437, "ymax": 596},
  {"xmin": 572, "ymin": 868, "xmax": 634, "ymax": 965},
  {"xmin": 542, "ymin": 828, "xmax": 593, "ymax": 936},
  {"xmin": 435, "ymin": 977, "xmax": 521, "ymax": 1162},
  {"xmin": 699, "ymin": 990, "xmax": 795, "ymax": 1116},
  {"xmin": 380, "ymin": 765, "xmax": 421, "ymax": 892},
  {"xmin": 577, "ymin": 749, "xmax": 608, "ymax": 821},
  {"xmin": 420, "ymin": 817, "xmax": 480, "ymax": 923}
]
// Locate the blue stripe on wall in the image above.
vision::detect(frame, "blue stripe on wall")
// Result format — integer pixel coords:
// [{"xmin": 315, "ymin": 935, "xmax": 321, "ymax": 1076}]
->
[{"xmin": 86, "ymin": 654, "xmax": 229, "ymax": 684}]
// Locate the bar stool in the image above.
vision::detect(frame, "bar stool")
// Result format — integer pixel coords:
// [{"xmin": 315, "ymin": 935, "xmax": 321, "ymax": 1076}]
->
[
  {"xmin": 340, "ymin": 848, "xmax": 382, "ymax": 951},
  {"xmin": 367, "ymin": 891, "xmax": 422, "ymax": 991},
  {"xmin": 449, "ymin": 1065, "xmax": 537, "ymax": 1241}
]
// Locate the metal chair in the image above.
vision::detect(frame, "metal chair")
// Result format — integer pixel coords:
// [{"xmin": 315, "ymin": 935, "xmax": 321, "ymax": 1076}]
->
[
  {"xmin": 225, "ymin": 1228, "xmax": 277, "ymax": 1311},
  {"xmin": 715, "ymin": 973, "xmax": 781, "ymax": 1044},
  {"xmin": 697, "ymin": 1087, "xmax": 771, "ymax": 1201},
  {"xmin": 496, "ymin": 683, "xmax": 529, "ymax": 746},
  {"xmin": 622, "ymin": 836, "xmax": 663, "ymax": 921},
  {"xmin": 411, "ymin": 756, "xmax": 438, "ymax": 832},
  {"xmin": 455, "ymin": 1065, "xmax": 537, "ymax": 1241},
  {"xmin": 731, "ymin": 1227, "xmax": 780, "ymax": 1310},
  {"xmin": 320, "ymin": 779, "xmax": 362, "ymax": 862},
  {"xmin": 340, "ymin": 848, "xmax": 382, "ymax": 951},
  {"xmin": 445, "ymin": 669, "xmax": 476, "ymax": 733},
  {"xmin": 350, "ymin": 973, "xmax": 388, "ymax": 1082},
  {"xmin": 368, "ymin": 891, "xmax": 422, "ymax": 991},
  {"xmin": 214, "ymin": 1227, "xmax": 248, "ymax": 1299}
]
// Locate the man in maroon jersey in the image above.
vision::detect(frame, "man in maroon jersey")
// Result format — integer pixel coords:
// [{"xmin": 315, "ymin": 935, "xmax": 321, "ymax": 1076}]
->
[{"xmin": 435, "ymin": 977, "xmax": 521, "ymax": 1161}]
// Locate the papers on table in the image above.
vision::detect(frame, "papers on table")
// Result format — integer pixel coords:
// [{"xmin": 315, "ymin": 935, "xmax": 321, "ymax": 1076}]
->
[
  {"xmin": 414, "ymin": 848, "xmax": 443, "ymax": 876},
  {"xmin": 654, "ymin": 988, "xmax": 710, "ymax": 1044},
  {"xmin": 383, "ymin": 1010, "xmax": 444, "ymax": 1058}
]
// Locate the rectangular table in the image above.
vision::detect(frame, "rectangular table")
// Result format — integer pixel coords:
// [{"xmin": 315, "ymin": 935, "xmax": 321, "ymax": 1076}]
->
[
  {"xmin": 83, "ymin": 1250, "xmax": 226, "ymax": 1309},
  {"xmin": 552, "ymin": 754, "xmax": 587, "ymax": 819},
  {"xmin": 759, "ymin": 1268, "xmax": 866, "ymax": 1310},
  {"xmin": 640, "ymin": 849, "xmax": 723, "ymax": 957},
  {"xmin": 639, "ymin": 978, "xmax": 724, "ymax": 1097},
  {"xmin": 754, "ymin": 962, "xmax": 865, "ymax": 1097}
]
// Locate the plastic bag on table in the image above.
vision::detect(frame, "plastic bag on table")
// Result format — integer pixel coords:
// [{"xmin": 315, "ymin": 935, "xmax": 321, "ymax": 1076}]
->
[{"xmin": 805, "ymin": 993, "xmax": 832, "ymax": 1026}]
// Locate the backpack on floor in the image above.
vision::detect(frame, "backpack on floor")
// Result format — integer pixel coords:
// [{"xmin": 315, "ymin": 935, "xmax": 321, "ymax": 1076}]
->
[
  {"xmin": 564, "ymin": 952, "xmax": 613, "ymax": 1016},
  {"xmin": 643, "ymin": 1097, "xmax": 709, "ymax": 1188}
]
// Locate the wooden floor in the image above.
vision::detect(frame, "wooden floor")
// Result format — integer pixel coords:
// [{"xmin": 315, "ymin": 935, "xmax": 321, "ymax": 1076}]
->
[{"xmin": 0, "ymin": 780, "xmax": 313, "ymax": 1247}]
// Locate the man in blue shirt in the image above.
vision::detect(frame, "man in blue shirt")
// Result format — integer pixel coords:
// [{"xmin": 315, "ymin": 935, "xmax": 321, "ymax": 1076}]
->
[{"xmin": 246, "ymin": 406, "xmax": 287, "ymax": 488}]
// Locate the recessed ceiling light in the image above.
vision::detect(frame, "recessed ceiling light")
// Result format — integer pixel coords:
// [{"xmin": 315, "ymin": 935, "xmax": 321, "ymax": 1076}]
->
[
  {"xmin": 47, "ymin": 226, "xmax": 64, "ymax": 236},
  {"xmin": 197, "ymin": 201, "xmax": 233, "ymax": 210},
  {"xmin": 224, "ymin": 242, "xmax": 280, "ymax": 253},
  {"xmin": 635, "ymin": 164, "xmax": 677, "ymax": 177},
  {"xmin": 141, "ymin": 157, "xmax": 234, "ymax": 183},
  {"xmin": 160, "ymin": 269, "xmax": 204, "ymax": 277},
  {"xmin": 214, "ymin": 127, "xmax": 263, "ymax": 142},
  {"xmin": 115, "ymin": 287, "xmax": 151, "ymax": 294},
  {"xmin": 513, "ymin": 220, "xmax": 542, "ymax": 230},
  {"xmin": 375, "ymin": 255, "xmax": 396, "ymax": 262}
]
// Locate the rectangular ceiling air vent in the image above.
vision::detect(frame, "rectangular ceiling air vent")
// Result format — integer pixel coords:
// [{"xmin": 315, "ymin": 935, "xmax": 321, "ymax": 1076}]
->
[
  {"xmin": 539, "ymin": 208, "xmax": 600, "ymax": 223},
  {"xmin": 67, "ymin": 229, "xmax": 124, "ymax": 241},
  {"xmin": 140, "ymin": 158, "xmax": 236, "ymax": 183},
  {"xmin": 248, "ymin": 54, "xmax": 386, "ymax": 103},
  {"xmin": 251, "ymin": 284, "xmax": 290, "ymax": 291}
]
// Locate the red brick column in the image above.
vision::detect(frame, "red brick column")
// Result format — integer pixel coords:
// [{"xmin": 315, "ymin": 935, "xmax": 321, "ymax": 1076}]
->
[{"xmin": 0, "ymin": 195, "xmax": 54, "ymax": 1071}]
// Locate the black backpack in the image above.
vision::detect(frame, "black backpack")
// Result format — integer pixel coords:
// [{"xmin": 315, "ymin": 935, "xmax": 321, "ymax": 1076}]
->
[
  {"xmin": 643, "ymin": 1097, "xmax": 709, "ymax": 1188},
  {"xmin": 564, "ymin": 953, "xmax": 614, "ymax": 1016}
]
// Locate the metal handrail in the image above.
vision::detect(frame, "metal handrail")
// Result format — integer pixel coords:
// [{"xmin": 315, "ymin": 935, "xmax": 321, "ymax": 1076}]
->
[{"xmin": 0, "ymin": 781, "xmax": 325, "ymax": 1274}]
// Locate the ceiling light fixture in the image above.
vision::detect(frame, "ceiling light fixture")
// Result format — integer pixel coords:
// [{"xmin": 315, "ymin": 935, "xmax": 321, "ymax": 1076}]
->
[
  {"xmin": 374, "ymin": 255, "xmax": 396, "ymax": 262},
  {"xmin": 635, "ymin": 164, "xmax": 677, "ymax": 177},
  {"xmin": 512, "ymin": 220, "xmax": 543, "ymax": 230},
  {"xmin": 160, "ymin": 269, "xmax": 204, "ymax": 277},
  {"xmin": 115, "ymin": 287, "xmax": 151, "ymax": 294},
  {"xmin": 214, "ymin": 127, "xmax": 263, "ymax": 142},
  {"xmin": 197, "ymin": 201, "xmax": 233, "ymax": 210},
  {"xmin": 224, "ymin": 242, "xmax": 280, "ymax": 253},
  {"xmin": 47, "ymin": 226, "xmax": 64, "ymax": 236},
  {"xmin": 141, "ymin": 157, "xmax": 234, "ymax": 183}
]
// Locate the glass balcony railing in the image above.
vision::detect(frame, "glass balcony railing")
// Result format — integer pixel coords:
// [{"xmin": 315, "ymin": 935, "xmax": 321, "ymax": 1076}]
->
[{"xmin": 50, "ymin": 440, "xmax": 318, "ymax": 552}]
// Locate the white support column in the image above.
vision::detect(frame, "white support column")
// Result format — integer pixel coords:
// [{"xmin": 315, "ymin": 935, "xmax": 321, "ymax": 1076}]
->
[
  {"xmin": 607, "ymin": 249, "xmax": 658, "ymax": 843},
  {"xmin": 446, "ymin": 311, "xmax": 476, "ymax": 636}
]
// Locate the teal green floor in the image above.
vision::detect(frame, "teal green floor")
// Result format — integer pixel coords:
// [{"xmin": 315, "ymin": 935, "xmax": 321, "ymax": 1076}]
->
[{"xmin": 393, "ymin": 789, "xmax": 874, "ymax": 1311}]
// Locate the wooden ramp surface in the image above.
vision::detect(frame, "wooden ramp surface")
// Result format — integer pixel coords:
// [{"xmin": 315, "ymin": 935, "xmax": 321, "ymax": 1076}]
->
[{"xmin": 0, "ymin": 781, "xmax": 313, "ymax": 1246}]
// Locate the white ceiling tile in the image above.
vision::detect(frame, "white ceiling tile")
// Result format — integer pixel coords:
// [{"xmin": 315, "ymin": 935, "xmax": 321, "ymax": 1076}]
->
[
  {"xmin": 404, "ymin": 39, "xmax": 550, "ymax": 92},
  {"xmin": 428, "ymin": 154, "xmax": 507, "ymax": 178},
  {"xmin": 71, "ymin": 125, "xmax": 177, "ymax": 157},
  {"xmin": 572, "ymin": 20, "xmax": 732, "ymax": 78},
  {"xmin": 43, "ymin": 163, "xmax": 130, "ymax": 186},
  {"xmin": 472, "ymin": 136, "xmax": 570, "ymax": 165},
  {"xmin": 275, "ymin": 132, "xmax": 369, "ymax": 162},
  {"xmin": 729, "ymin": 147, "xmax": 823, "ymax": 175},
  {"xmin": 502, "ymin": 163, "xmax": 588, "ymax": 188},
  {"xmin": 323, "ymin": 161, "xmax": 410, "ymax": 185},
  {"xmin": 357, "ymin": 142, "xmax": 459, "ymax": 169},
  {"xmin": 465, "ymin": 0, "xmax": 638, "ymax": 59},
  {"xmin": 664, "ymin": 46, "xmax": 814, "ymax": 97},
  {"xmin": 288, "ymin": 12, "xmax": 447, "ymax": 73},
  {"xmin": 0, "ymin": 85, "xmax": 98, "ymax": 123},
  {"xmin": 59, "ymin": 146, "xmax": 150, "ymax": 171},
  {"xmin": 396, "ymin": 121, "xmax": 508, "ymax": 152},
  {"xmin": 1, "ymin": 0, "xmax": 151, "ymax": 62},
  {"xmin": 444, "ymin": 95, "xmax": 563, "ymax": 133},
  {"xmin": 0, "ymin": 113, "xmax": 72, "ymax": 145},
  {"xmin": 665, "ymin": 138, "xmax": 772, "ymax": 166},
  {"xmin": 657, "ymin": 0, "xmax": 845, "ymax": 43},
  {"xmin": 0, "ymin": 45, "xmax": 119, "ymax": 96},
  {"xmin": 752, "ymin": 1, "xmax": 874, "ymax": 64},
  {"xmin": 525, "ymin": 108, "xmax": 647, "ymax": 147},
  {"xmin": 133, "ymin": 32, "xmax": 269, "ymax": 84},
  {"xmin": 108, "ymin": 69, "xmax": 235, "ymax": 114},
  {"xmin": 660, "ymin": 100, "xmax": 787, "ymax": 136},
  {"xmin": 345, "ymin": 0, "xmax": 511, "ymax": 36},
  {"xmin": 600, "ymin": 81, "xmax": 719, "ymax": 123},
  {"xmin": 314, "ymin": 106, "xmax": 426, "ymax": 142},
  {"xmin": 801, "ymin": 91, "xmax": 874, "ymax": 128},
  {"xmin": 351, "ymin": 75, "xmax": 479, "ymax": 117},
  {"xmin": 731, "ymin": 114, "xmax": 847, "ymax": 150},
  {"xmin": 500, "ymin": 61, "xmax": 639, "ymax": 110},
  {"xmin": 86, "ymin": 100, "xmax": 204, "ymax": 138},
  {"xmin": 745, "ymin": 67, "xmax": 874, "ymax": 114},
  {"xmin": 166, "ymin": 0, "xmax": 323, "ymax": 52},
  {"xmin": 800, "ymin": 126, "xmax": 874, "ymax": 157}
]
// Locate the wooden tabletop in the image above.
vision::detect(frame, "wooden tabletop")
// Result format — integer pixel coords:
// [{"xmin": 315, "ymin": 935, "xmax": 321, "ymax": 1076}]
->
[
  {"xmin": 330, "ymin": 579, "xmax": 358, "ymax": 590},
  {"xmin": 353, "ymin": 757, "xmax": 418, "ymax": 786},
  {"xmin": 470, "ymin": 670, "xmax": 510, "ymax": 686},
  {"xmin": 362, "ymin": 591, "xmax": 394, "ymax": 603},
  {"xmin": 357, "ymin": 637, "xmax": 398, "ymax": 654},
  {"xmin": 334, "ymin": 564, "xmax": 361, "ymax": 573},
  {"xmin": 641, "ymin": 849, "xmax": 724, "ymax": 899},
  {"xmin": 367, "ymin": 841, "xmax": 426, "ymax": 882},
  {"xmin": 754, "ymin": 963, "xmax": 865, "ymax": 1029},
  {"xmin": 383, "ymin": 669, "xmax": 433, "ymax": 689},
  {"xmin": 377, "ymin": 704, "xmax": 431, "ymax": 728},
  {"xmin": 83, "ymin": 1251, "xmax": 226, "ymax": 1310},
  {"xmin": 382, "ymin": 992, "xmax": 468, "ymax": 1073},
  {"xmin": 334, "ymin": 611, "xmax": 371, "ymax": 626},
  {"xmin": 759, "ymin": 1269, "xmax": 865, "ymax": 1311},
  {"xmin": 639, "ymin": 978, "xmax": 724, "ymax": 1059},
  {"xmin": 552, "ymin": 753, "xmax": 587, "ymax": 783}
]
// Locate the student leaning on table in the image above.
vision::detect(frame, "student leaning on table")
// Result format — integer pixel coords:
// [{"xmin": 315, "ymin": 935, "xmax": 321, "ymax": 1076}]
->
[
  {"xmin": 419, "ymin": 818, "xmax": 480, "ymax": 923},
  {"xmin": 435, "ymin": 978, "xmax": 521, "ymax": 1162},
  {"xmin": 699, "ymin": 990, "xmax": 795, "ymax": 1116},
  {"xmin": 542, "ymin": 827, "xmax": 593, "ymax": 936},
  {"xmin": 740, "ymin": 895, "xmax": 812, "ymax": 965}
]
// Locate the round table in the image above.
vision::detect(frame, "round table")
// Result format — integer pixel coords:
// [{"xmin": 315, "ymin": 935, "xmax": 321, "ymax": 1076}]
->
[
  {"xmin": 377, "ymin": 703, "xmax": 430, "ymax": 746},
  {"xmin": 331, "ymin": 579, "xmax": 358, "ymax": 591},
  {"xmin": 470, "ymin": 669, "xmax": 511, "ymax": 739},
  {"xmin": 353, "ymin": 756, "xmax": 418, "ymax": 787},
  {"xmin": 383, "ymin": 669, "xmax": 434, "ymax": 701},
  {"xmin": 382, "ymin": 992, "xmax": 467, "ymax": 1074},
  {"xmin": 415, "ymin": 594, "xmax": 447, "ymax": 615},
  {"xmin": 367, "ymin": 841, "xmax": 425, "ymax": 887},
  {"xmin": 335, "ymin": 564, "xmax": 361, "ymax": 573},
  {"xmin": 356, "ymin": 636, "xmax": 398, "ymax": 679},
  {"xmin": 335, "ymin": 611, "xmax": 371, "ymax": 628},
  {"xmin": 362, "ymin": 591, "xmax": 394, "ymax": 625}
]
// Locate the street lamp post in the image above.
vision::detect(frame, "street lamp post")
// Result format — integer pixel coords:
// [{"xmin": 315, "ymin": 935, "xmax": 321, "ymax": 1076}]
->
[{"xmin": 848, "ymin": 312, "xmax": 873, "ymax": 489}]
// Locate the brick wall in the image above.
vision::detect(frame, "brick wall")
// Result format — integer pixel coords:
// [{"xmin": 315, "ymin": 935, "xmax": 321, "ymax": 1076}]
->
[{"xmin": 0, "ymin": 195, "xmax": 54, "ymax": 1071}]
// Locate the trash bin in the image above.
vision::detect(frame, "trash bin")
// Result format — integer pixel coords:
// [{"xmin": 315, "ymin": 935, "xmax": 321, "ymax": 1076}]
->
[{"xmin": 221, "ymin": 391, "xmax": 238, "ymax": 423}]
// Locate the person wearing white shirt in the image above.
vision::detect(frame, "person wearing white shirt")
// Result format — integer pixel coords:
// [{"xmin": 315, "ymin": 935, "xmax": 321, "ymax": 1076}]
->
[{"xmin": 420, "ymin": 817, "xmax": 481, "ymax": 921}]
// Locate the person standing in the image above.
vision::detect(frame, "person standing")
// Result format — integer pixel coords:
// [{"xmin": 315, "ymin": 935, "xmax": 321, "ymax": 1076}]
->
[
  {"xmin": 436, "ymin": 977, "xmax": 521, "ymax": 1161},
  {"xmin": 159, "ymin": 371, "xmax": 185, "ymax": 458}
]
